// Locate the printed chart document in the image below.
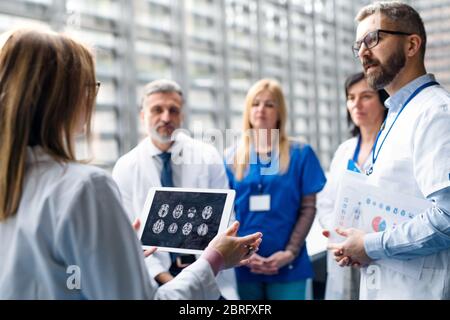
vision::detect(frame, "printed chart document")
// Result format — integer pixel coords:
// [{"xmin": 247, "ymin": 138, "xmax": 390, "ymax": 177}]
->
[{"xmin": 331, "ymin": 171, "xmax": 431, "ymax": 280}]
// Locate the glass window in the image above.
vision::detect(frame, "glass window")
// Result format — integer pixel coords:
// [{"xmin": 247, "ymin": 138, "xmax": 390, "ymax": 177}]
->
[{"xmin": 0, "ymin": 0, "xmax": 391, "ymax": 170}]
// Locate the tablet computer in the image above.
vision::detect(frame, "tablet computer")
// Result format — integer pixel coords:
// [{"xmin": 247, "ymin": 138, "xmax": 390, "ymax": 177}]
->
[{"xmin": 138, "ymin": 187, "xmax": 235, "ymax": 255}]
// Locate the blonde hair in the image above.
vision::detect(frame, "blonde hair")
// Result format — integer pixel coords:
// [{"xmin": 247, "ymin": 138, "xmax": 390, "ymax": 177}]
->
[
  {"xmin": 233, "ymin": 78, "xmax": 290, "ymax": 181},
  {"xmin": 0, "ymin": 28, "xmax": 97, "ymax": 221}
]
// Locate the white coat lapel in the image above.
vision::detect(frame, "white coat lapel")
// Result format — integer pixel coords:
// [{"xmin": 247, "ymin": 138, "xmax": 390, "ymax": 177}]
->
[{"xmin": 139, "ymin": 138, "xmax": 162, "ymax": 188}]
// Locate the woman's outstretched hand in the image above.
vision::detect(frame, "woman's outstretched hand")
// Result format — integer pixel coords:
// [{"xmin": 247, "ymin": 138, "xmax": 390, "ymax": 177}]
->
[{"xmin": 207, "ymin": 221, "xmax": 263, "ymax": 269}]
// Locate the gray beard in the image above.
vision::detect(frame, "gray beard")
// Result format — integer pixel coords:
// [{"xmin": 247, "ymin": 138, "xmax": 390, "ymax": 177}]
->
[{"xmin": 150, "ymin": 127, "xmax": 173, "ymax": 144}]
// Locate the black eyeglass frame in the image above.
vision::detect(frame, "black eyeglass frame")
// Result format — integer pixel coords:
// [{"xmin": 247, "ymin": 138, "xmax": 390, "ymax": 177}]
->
[
  {"xmin": 95, "ymin": 81, "xmax": 101, "ymax": 95},
  {"xmin": 352, "ymin": 29, "xmax": 412, "ymax": 58}
]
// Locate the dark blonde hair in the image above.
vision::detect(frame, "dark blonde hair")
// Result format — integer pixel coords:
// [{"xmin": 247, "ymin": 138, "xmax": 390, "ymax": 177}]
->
[
  {"xmin": 0, "ymin": 28, "xmax": 97, "ymax": 221},
  {"xmin": 233, "ymin": 78, "xmax": 290, "ymax": 181}
]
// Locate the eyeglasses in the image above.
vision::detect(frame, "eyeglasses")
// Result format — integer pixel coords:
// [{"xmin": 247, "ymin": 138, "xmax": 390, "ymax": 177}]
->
[
  {"xmin": 352, "ymin": 29, "xmax": 412, "ymax": 58},
  {"xmin": 87, "ymin": 81, "xmax": 101, "ymax": 95},
  {"xmin": 95, "ymin": 81, "xmax": 101, "ymax": 95}
]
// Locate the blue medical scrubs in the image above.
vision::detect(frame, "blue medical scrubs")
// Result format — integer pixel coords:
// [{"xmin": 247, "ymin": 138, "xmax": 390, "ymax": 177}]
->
[{"xmin": 226, "ymin": 142, "xmax": 326, "ymax": 283}]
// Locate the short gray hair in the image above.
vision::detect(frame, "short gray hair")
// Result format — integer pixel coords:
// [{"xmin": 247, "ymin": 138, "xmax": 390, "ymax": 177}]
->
[
  {"xmin": 356, "ymin": 1, "xmax": 426, "ymax": 59},
  {"xmin": 141, "ymin": 79, "xmax": 183, "ymax": 109}
]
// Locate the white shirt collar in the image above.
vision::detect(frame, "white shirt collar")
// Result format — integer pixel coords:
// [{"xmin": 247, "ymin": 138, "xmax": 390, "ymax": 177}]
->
[{"xmin": 384, "ymin": 73, "xmax": 436, "ymax": 112}]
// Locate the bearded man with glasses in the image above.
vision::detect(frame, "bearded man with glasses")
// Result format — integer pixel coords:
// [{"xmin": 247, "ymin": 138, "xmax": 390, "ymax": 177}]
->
[{"xmin": 326, "ymin": 1, "xmax": 450, "ymax": 300}]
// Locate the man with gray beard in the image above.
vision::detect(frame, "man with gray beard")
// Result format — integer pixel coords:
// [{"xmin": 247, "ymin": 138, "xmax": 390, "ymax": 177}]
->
[{"xmin": 112, "ymin": 79, "xmax": 239, "ymax": 299}]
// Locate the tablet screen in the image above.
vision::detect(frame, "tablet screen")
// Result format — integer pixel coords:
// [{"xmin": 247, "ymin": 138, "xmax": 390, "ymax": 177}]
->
[{"xmin": 140, "ymin": 189, "xmax": 230, "ymax": 252}]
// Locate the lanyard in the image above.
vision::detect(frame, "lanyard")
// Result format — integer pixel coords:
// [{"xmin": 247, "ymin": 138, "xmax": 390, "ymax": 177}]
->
[
  {"xmin": 257, "ymin": 168, "xmax": 264, "ymax": 194},
  {"xmin": 255, "ymin": 153, "xmax": 265, "ymax": 194},
  {"xmin": 255, "ymin": 151, "xmax": 273, "ymax": 194},
  {"xmin": 352, "ymin": 135, "xmax": 362, "ymax": 163},
  {"xmin": 368, "ymin": 80, "xmax": 439, "ymax": 175},
  {"xmin": 350, "ymin": 134, "xmax": 374, "ymax": 173}
]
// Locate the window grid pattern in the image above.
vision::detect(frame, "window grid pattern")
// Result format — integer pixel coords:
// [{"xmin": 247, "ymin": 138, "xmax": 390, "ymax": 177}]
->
[
  {"xmin": 1, "ymin": 0, "xmax": 389, "ymax": 170},
  {"xmin": 412, "ymin": 0, "xmax": 450, "ymax": 89}
]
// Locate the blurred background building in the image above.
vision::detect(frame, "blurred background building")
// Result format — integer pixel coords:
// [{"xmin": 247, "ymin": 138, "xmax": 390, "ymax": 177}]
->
[{"xmin": 0, "ymin": 0, "xmax": 448, "ymax": 171}]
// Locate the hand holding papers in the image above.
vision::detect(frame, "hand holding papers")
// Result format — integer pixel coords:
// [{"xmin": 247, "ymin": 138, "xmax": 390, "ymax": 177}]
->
[
  {"xmin": 327, "ymin": 227, "xmax": 372, "ymax": 267},
  {"xmin": 327, "ymin": 171, "xmax": 431, "ymax": 279}
]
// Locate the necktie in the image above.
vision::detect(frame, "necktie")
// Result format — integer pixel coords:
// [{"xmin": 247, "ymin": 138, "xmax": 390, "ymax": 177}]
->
[
  {"xmin": 158, "ymin": 152, "xmax": 180, "ymax": 270},
  {"xmin": 158, "ymin": 152, "xmax": 174, "ymax": 187}
]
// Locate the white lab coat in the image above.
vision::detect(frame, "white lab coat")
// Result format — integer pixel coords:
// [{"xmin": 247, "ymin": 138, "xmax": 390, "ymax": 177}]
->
[
  {"xmin": 112, "ymin": 133, "xmax": 239, "ymax": 299},
  {"xmin": 0, "ymin": 146, "xmax": 221, "ymax": 299},
  {"xmin": 361, "ymin": 84, "xmax": 450, "ymax": 299},
  {"xmin": 317, "ymin": 137, "xmax": 367, "ymax": 300}
]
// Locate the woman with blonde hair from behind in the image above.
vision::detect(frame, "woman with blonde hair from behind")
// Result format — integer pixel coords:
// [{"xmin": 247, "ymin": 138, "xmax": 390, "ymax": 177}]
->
[
  {"xmin": 0, "ymin": 28, "xmax": 261, "ymax": 299},
  {"xmin": 225, "ymin": 79, "xmax": 327, "ymax": 300}
]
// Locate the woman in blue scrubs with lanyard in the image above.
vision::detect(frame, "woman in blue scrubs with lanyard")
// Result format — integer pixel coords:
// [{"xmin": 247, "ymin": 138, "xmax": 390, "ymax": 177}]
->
[
  {"xmin": 317, "ymin": 72, "xmax": 388, "ymax": 299},
  {"xmin": 225, "ymin": 78, "xmax": 327, "ymax": 300}
]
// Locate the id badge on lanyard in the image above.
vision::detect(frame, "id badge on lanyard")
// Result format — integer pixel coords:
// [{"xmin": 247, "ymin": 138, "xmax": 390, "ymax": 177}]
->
[
  {"xmin": 348, "ymin": 135, "xmax": 363, "ymax": 174},
  {"xmin": 347, "ymin": 159, "xmax": 362, "ymax": 173},
  {"xmin": 250, "ymin": 194, "xmax": 271, "ymax": 211},
  {"xmin": 249, "ymin": 179, "xmax": 271, "ymax": 212}
]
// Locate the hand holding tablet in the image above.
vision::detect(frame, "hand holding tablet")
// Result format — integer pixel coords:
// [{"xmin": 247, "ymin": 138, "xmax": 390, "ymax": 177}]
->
[
  {"xmin": 137, "ymin": 187, "xmax": 263, "ymax": 271},
  {"xmin": 132, "ymin": 218, "xmax": 157, "ymax": 257}
]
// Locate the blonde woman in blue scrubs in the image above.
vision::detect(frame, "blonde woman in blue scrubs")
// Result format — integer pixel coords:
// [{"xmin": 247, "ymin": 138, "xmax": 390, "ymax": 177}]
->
[{"xmin": 225, "ymin": 79, "xmax": 326, "ymax": 300}]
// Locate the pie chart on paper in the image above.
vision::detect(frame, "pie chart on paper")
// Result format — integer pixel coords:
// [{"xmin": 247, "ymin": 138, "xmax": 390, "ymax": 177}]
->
[{"xmin": 372, "ymin": 216, "xmax": 387, "ymax": 232}]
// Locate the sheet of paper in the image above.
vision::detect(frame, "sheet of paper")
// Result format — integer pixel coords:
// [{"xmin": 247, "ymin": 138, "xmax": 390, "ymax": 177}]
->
[{"xmin": 331, "ymin": 171, "xmax": 431, "ymax": 280}]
